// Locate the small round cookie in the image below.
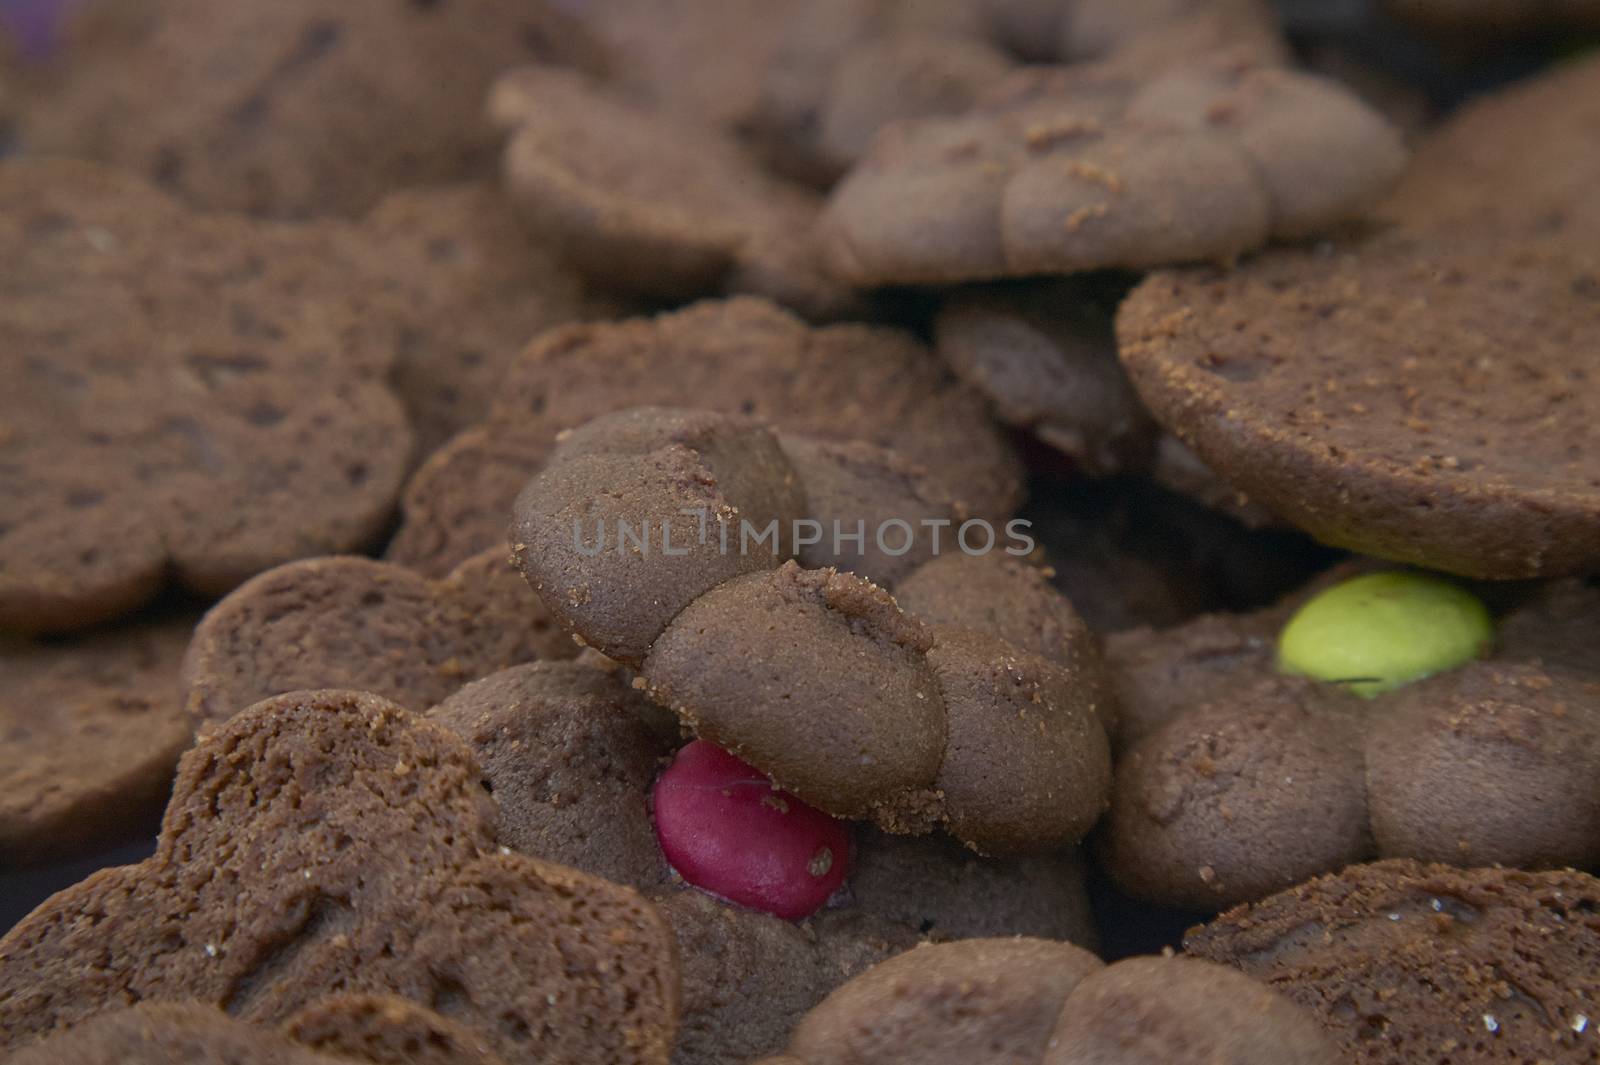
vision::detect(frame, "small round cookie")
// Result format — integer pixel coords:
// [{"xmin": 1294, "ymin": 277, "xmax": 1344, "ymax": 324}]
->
[
  {"xmin": 0, "ymin": 690, "xmax": 680, "ymax": 1065},
  {"xmin": 182, "ymin": 548, "xmax": 572, "ymax": 730},
  {"xmin": 0, "ymin": 158, "xmax": 412, "ymax": 633},
  {"xmin": 490, "ymin": 65, "xmax": 854, "ymax": 319},
  {"xmin": 2, "ymin": 612, "xmax": 195, "ymax": 866},
  {"xmin": 1186, "ymin": 859, "xmax": 1600, "ymax": 1065},
  {"xmin": 775, "ymin": 941, "xmax": 1342, "ymax": 1065},
  {"xmin": 820, "ymin": 59, "xmax": 1406, "ymax": 285},
  {"xmin": 1119, "ymin": 225, "xmax": 1600, "ymax": 580},
  {"xmin": 7, "ymin": 0, "xmax": 600, "ymax": 217},
  {"xmin": 933, "ymin": 281, "xmax": 1156, "ymax": 476},
  {"xmin": 388, "ymin": 298, "xmax": 1022, "ymax": 577}
]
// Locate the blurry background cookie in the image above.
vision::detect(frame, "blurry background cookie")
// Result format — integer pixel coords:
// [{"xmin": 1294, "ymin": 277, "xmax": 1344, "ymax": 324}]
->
[
  {"xmin": 3, "ymin": 0, "xmax": 602, "ymax": 217},
  {"xmin": 0, "ymin": 159, "xmax": 411, "ymax": 633},
  {"xmin": 1, "ymin": 611, "xmax": 194, "ymax": 866}
]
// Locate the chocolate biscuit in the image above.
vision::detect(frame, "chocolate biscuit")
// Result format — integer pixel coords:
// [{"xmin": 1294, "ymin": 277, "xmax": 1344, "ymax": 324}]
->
[
  {"xmin": 5, "ymin": 1003, "xmax": 350, "ymax": 1065},
  {"xmin": 821, "ymin": 59, "xmax": 1405, "ymax": 285},
  {"xmin": 7, "ymin": 0, "xmax": 600, "ymax": 218},
  {"xmin": 491, "ymin": 66, "xmax": 854, "ymax": 318},
  {"xmin": 388, "ymin": 298, "xmax": 1021, "ymax": 577},
  {"xmin": 282, "ymin": 993, "xmax": 510, "ymax": 1065},
  {"xmin": 2, "ymin": 613, "xmax": 194, "ymax": 866},
  {"xmin": 181, "ymin": 548, "xmax": 572, "ymax": 732},
  {"xmin": 1119, "ymin": 228, "xmax": 1600, "ymax": 580},
  {"xmin": 0, "ymin": 690, "xmax": 680, "ymax": 1065},
  {"xmin": 0, "ymin": 158, "xmax": 411, "ymax": 633},
  {"xmin": 1186, "ymin": 860, "xmax": 1600, "ymax": 1065},
  {"xmin": 933, "ymin": 281, "xmax": 1155, "ymax": 476}
]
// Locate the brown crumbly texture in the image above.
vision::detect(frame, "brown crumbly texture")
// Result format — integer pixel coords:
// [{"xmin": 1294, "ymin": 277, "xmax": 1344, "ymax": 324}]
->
[
  {"xmin": 1118, "ymin": 227, "xmax": 1600, "ymax": 579},
  {"xmin": 6, "ymin": 0, "xmax": 600, "ymax": 218},
  {"xmin": 933, "ymin": 281, "xmax": 1156, "ymax": 475},
  {"xmin": 641, "ymin": 562, "xmax": 947, "ymax": 829},
  {"xmin": 1, "ymin": 615, "xmax": 194, "ymax": 866},
  {"xmin": 283, "ymin": 993, "xmax": 510, "ymax": 1065},
  {"xmin": 1040, "ymin": 955, "xmax": 1344, "ymax": 1065},
  {"xmin": 491, "ymin": 66, "xmax": 854, "ymax": 318},
  {"xmin": 5, "ymin": 1002, "xmax": 348, "ymax": 1065},
  {"xmin": 778, "ymin": 435, "xmax": 959, "ymax": 587},
  {"xmin": 358, "ymin": 183, "xmax": 620, "ymax": 459},
  {"xmin": 1185, "ymin": 860, "xmax": 1600, "ymax": 1065},
  {"xmin": 1380, "ymin": 55, "xmax": 1600, "ymax": 242},
  {"xmin": 182, "ymin": 548, "xmax": 571, "ymax": 731},
  {"xmin": 1101, "ymin": 683, "xmax": 1372, "ymax": 911},
  {"xmin": 820, "ymin": 59, "xmax": 1405, "ymax": 285},
  {"xmin": 925, "ymin": 628, "xmax": 1111, "ymax": 854},
  {"xmin": 392, "ymin": 297, "xmax": 1021, "ymax": 577},
  {"xmin": 427, "ymin": 661, "xmax": 677, "ymax": 890},
  {"xmin": 787, "ymin": 938, "xmax": 1105, "ymax": 1065},
  {"xmin": 0, "ymin": 690, "xmax": 679, "ymax": 1065},
  {"xmin": 0, "ymin": 159, "xmax": 412, "ymax": 633},
  {"xmin": 511, "ymin": 408, "xmax": 807, "ymax": 667},
  {"xmin": 428, "ymin": 661, "xmax": 1100, "ymax": 1065}
]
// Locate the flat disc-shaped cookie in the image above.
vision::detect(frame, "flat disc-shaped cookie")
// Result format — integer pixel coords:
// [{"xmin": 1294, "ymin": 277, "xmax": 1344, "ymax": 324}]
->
[
  {"xmin": 1118, "ymin": 227, "xmax": 1600, "ymax": 579},
  {"xmin": 1, "ymin": 613, "xmax": 195, "ymax": 866}
]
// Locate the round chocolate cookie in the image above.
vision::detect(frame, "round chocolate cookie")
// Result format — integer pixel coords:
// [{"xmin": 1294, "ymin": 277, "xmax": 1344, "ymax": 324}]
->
[
  {"xmin": 1119, "ymin": 226, "xmax": 1600, "ymax": 580},
  {"xmin": 6, "ymin": 0, "xmax": 600, "ymax": 218},
  {"xmin": 387, "ymin": 298, "xmax": 1022, "ymax": 577},
  {"xmin": 2, "ymin": 612, "xmax": 195, "ymax": 866},
  {"xmin": 772, "ymin": 941, "xmax": 1342, "ymax": 1065},
  {"xmin": 1186, "ymin": 859, "xmax": 1600, "ymax": 1065},
  {"xmin": 932, "ymin": 281, "xmax": 1156, "ymax": 476},
  {"xmin": 0, "ymin": 158, "xmax": 412, "ymax": 633},
  {"xmin": 490, "ymin": 65, "xmax": 853, "ymax": 318},
  {"xmin": 820, "ymin": 58, "xmax": 1405, "ymax": 285},
  {"xmin": 182, "ymin": 548, "xmax": 573, "ymax": 731},
  {"xmin": 0, "ymin": 690, "xmax": 680, "ymax": 1065}
]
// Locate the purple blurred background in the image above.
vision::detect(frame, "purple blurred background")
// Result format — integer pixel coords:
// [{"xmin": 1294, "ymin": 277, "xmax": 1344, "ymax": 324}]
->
[{"xmin": 0, "ymin": 0, "xmax": 71, "ymax": 59}]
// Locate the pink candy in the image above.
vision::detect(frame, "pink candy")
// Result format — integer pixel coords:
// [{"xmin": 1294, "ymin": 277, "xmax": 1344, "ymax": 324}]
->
[{"xmin": 652, "ymin": 740, "xmax": 850, "ymax": 921}]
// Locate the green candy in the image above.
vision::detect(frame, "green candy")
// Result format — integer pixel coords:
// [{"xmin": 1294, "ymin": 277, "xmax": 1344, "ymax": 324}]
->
[{"xmin": 1277, "ymin": 571, "xmax": 1493, "ymax": 698}]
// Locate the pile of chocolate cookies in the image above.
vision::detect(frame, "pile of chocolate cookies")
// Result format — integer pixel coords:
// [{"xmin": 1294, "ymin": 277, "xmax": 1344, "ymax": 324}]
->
[{"xmin": 2, "ymin": 1, "xmax": 1597, "ymax": 1063}]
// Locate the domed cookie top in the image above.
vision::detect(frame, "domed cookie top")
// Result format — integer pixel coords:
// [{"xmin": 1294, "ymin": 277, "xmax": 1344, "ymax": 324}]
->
[
  {"xmin": 769, "ymin": 940, "xmax": 1342, "ymax": 1065},
  {"xmin": 5, "ymin": 0, "xmax": 600, "ymax": 217},
  {"xmin": 1186, "ymin": 859, "xmax": 1600, "ymax": 1065},
  {"xmin": 386, "ymin": 298, "xmax": 1021, "ymax": 577},
  {"xmin": 2, "ymin": 612, "xmax": 195, "ymax": 866},
  {"xmin": 511, "ymin": 407, "xmax": 1111, "ymax": 855},
  {"xmin": 819, "ymin": 58, "xmax": 1405, "ymax": 285},
  {"xmin": 182, "ymin": 548, "xmax": 573, "ymax": 731},
  {"xmin": 0, "ymin": 159, "xmax": 412, "ymax": 633},
  {"xmin": 1100, "ymin": 573, "xmax": 1600, "ymax": 910},
  {"xmin": 0, "ymin": 689, "xmax": 679, "ymax": 1065},
  {"xmin": 1118, "ymin": 226, "xmax": 1600, "ymax": 580}
]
